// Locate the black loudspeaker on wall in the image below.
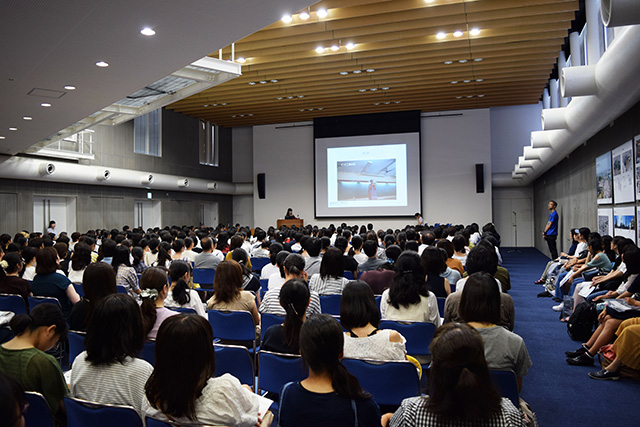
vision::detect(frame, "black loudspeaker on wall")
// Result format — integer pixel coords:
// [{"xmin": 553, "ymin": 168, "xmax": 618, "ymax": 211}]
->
[
  {"xmin": 475, "ymin": 164, "xmax": 485, "ymax": 193},
  {"xmin": 257, "ymin": 173, "xmax": 266, "ymax": 199}
]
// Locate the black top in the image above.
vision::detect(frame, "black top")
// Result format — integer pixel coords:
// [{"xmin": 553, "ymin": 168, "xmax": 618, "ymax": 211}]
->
[
  {"xmin": 68, "ymin": 299, "xmax": 90, "ymax": 332},
  {"xmin": 285, "ymin": 214, "xmax": 296, "ymax": 219},
  {"xmin": 343, "ymin": 255, "xmax": 359, "ymax": 275},
  {"xmin": 262, "ymin": 324, "xmax": 298, "ymax": 355},
  {"xmin": 426, "ymin": 274, "xmax": 447, "ymax": 298},
  {"xmin": 0, "ymin": 276, "xmax": 31, "ymax": 311}
]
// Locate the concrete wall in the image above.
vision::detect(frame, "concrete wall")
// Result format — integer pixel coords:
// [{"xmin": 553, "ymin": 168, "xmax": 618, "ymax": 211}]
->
[{"xmin": 232, "ymin": 126, "xmax": 254, "ymax": 227}]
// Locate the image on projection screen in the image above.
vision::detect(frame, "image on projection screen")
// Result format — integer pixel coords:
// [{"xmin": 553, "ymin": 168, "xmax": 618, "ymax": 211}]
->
[{"xmin": 336, "ymin": 159, "xmax": 397, "ymax": 201}]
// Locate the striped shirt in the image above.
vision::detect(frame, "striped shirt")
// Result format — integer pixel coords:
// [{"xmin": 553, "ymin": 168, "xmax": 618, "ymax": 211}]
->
[
  {"xmin": 259, "ymin": 288, "xmax": 321, "ymax": 317},
  {"xmin": 309, "ymin": 274, "xmax": 349, "ymax": 295}
]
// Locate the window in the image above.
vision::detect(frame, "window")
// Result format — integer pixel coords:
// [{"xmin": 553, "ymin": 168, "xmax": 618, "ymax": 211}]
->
[
  {"xmin": 199, "ymin": 120, "xmax": 218, "ymax": 166},
  {"xmin": 134, "ymin": 109, "xmax": 162, "ymax": 156}
]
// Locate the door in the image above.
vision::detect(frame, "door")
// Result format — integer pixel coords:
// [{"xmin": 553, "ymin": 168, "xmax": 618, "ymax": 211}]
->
[
  {"xmin": 200, "ymin": 202, "xmax": 218, "ymax": 228},
  {"xmin": 134, "ymin": 200, "xmax": 162, "ymax": 230},
  {"xmin": 33, "ymin": 196, "xmax": 77, "ymax": 235}
]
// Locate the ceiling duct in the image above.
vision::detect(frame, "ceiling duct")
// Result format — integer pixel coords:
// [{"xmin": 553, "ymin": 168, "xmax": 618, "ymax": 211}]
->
[{"xmin": 601, "ymin": 0, "xmax": 640, "ymax": 27}]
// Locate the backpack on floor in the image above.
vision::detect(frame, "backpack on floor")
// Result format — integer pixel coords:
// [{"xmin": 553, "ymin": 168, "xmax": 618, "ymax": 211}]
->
[{"xmin": 567, "ymin": 301, "xmax": 597, "ymax": 341}]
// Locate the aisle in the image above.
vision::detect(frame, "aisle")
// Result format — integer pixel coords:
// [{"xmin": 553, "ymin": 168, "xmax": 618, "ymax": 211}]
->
[{"xmin": 501, "ymin": 247, "xmax": 640, "ymax": 426}]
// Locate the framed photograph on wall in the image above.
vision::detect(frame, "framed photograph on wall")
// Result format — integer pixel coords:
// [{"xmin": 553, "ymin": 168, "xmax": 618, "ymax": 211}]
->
[
  {"xmin": 614, "ymin": 206, "xmax": 636, "ymax": 243},
  {"xmin": 635, "ymin": 134, "xmax": 640, "ymax": 200},
  {"xmin": 596, "ymin": 152, "xmax": 612, "ymax": 204},
  {"xmin": 613, "ymin": 140, "xmax": 635, "ymax": 204},
  {"xmin": 598, "ymin": 208, "xmax": 613, "ymax": 236}
]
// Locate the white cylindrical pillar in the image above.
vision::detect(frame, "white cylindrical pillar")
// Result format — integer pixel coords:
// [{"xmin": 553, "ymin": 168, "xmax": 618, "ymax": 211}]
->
[
  {"xmin": 569, "ymin": 32, "xmax": 582, "ymax": 66},
  {"xmin": 550, "ymin": 79, "xmax": 559, "ymax": 108},
  {"xmin": 558, "ymin": 51, "xmax": 569, "ymax": 107},
  {"xmin": 542, "ymin": 88, "xmax": 550, "ymax": 109},
  {"xmin": 586, "ymin": 0, "xmax": 603, "ymax": 64}
]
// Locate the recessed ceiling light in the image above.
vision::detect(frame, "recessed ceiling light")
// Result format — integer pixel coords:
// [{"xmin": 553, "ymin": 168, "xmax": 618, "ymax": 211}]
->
[
  {"xmin": 366, "ymin": 68, "xmax": 375, "ymax": 73},
  {"xmin": 9, "ymin": 127, "xmax": 17, "ymax": 131},
  {"xmin": 213, "ymin": 103, "xmax": 218, "ymax": 107},
  {"xmin": 478, "ymin": 94, "xmax": 485, "ymax": 97},
  {"xmin": 384, "ymin": 101, "xmax": 391, "ymax": 105},
  {"xmin": 373, "ymin": 103, "xmax": 380, "ymax": 106},
  {"xmin": 271, "ymin": 79, "xmax": 278, "ymax": 83},
  {"xmin": 382, "ymin": 87, "xmax": 390, "ymax": 90},
  {"xmin": 470, "ymin": 28, "xmax": 481, "ymax": 36},
  {"xmin": 318, "ymin": 107, "xmax": 324, "ymax": 110},
  {"xmin": 282, "ymin": 14, "xmax": 292, "ymax": 23},
  {"xmin": 299, "ymin": 109, "xmax": 305, "ymax": 112},
  {"xmin": 237, "ymin": 57, "xmax": 247, "ymax": 64},
  {"xmin": 450, "ymin": 81, "xmax": 458, "ymax": 84},
  {"xmin": 309, "ymin": 108, "xmax": 314, "ymax": 111},
  {"xmin": 466, "ymin": 95, "xmax": 474, "ymax": 98},
  {"xmin": 463, "ymin": 80, "xmax": 471, "ymax": 83},
  {"xmin": 394, "ymin": 101, "xmax": 401, "ymax": 104},
  {"xmin": 140, "ymin": 27, "xmax": 156, "ymax": 36},
  {"xmin": 358, "ymin": 89, "xmax": 367, "ymax": 92},
  {"xmin": 0, "ymin": 136, "xmax": 5, "ymax": 139},
  {"xmin": 330, "ymin": 45, "xmax": 339, "ymax": 51},
  {"xmin": 259, "ymin": 80, "xmax": 267, "ymax": 84},
  {"xmin": 232, "ymin": 115, "xmax": 237, "ymax": 118},
  {"xmin": 64, "ymin": 85, "xmax": 76, "ymax": 90},
  {"xmin": 370, "ymin": 88, "xmax": 378, "ymax": 91},
  {"xmin": 248, "ymin": 82, "xmax": 256, "ymax": 85},
  {"xmin": 41, "ymin": 103, "xmax": 51, "ymax": 107},
  {"xmin": 425, "ymin": 0, "xmax": 435, "ymax": 3},
  {"xmin": 444, "ymin": 61, "xmax": 453, "ymax": 65},
  {"xmin": 299, "ymin": 11, "xmax": 310, "ymax": 20},
  {"xmin": 352, "ymin": 70, "xmax": 362, "ymax": 74},
  {"xmin": 345, "ymin": 42, "xmax": 356, "ymax": 50},
  {"xmin": 453, "ymin": 31, "xmax": 463, "ymax": 37},
  {"xmin": 221, "ymin": 103, "xmax": 227, "ymax": 106},
  {"xmin": 474, "ymin": 57, "xmax": 483, "ymax": 62},
  {"xmin": 456, "ymin": 96, "xmax": 463, "ymax": 99},
  {"xmin": 276, "ymin": 97, "xmax": 283, "ymax": 100},
  {"xmin": 436, "ymin": 32, "xmax": 446, "ymax": 39},
  {"xmin": 203, "ymin": 104, "xmax": 209, "ymax": 107},
  {"xmin": 298, "ymin": 95, "xmax": 304, "ymax": 98},
  {"xmin": 458, "ymin": 59, "xmax": 468, "ymax": 63},
  {"xmin": 96, "ymin": 61, "xmax": 109, "ymax": 67},
  {"xmin": 339, "ymin": 71, "xmax": 349, "ymax": 75},
  {"xmin": 248, "ymin": 113, "xmax": 254, "ymax": 116},
  {"xmin": 287, "ymin": 96, "xmax": 294, "ymax": 99},
  {"xmin": 476, "ymin": 79, "xmax": 484, "ymax": 82},
  {"xmin": 315, "ymin": 46, "xmax": 325, "ymax": 53}
]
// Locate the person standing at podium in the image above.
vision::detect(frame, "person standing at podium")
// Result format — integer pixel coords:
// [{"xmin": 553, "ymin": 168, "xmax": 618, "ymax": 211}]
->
[{"xmin": 285, "ymin": 208, "xmax": 296, "ymax": 219}]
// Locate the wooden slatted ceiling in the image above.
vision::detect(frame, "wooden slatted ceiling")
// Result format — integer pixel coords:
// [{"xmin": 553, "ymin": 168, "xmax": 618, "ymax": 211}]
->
[{"xmin": 167, "ymin": 0, "xmax": 578, "ymax": 127}]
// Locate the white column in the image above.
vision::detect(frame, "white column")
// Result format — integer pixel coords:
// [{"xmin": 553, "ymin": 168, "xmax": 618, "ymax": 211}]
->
[
  {"xmin": 569, "ymin": 32, "xmax": 582, "ymax": 66},
  {"xmin": 586, "ymin": 0, "xmax": 602, "ymax": 64},
  {"xmin": 550, "ymin": 79, "xmax": 559, "ymax": 108},
  {"xmin": 558, "ymin": 52, "xmax": 569, "ymax": 107},
  {"xmin": 542, "ymin": 88, "xmax": 550, "ymax": 109}
]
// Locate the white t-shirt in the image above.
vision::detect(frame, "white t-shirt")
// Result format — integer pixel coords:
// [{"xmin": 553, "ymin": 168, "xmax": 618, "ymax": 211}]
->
[
  {"xmin": 165, "ymin": 289, "xmax": 207, "ymax": 317},
  {"xmin": 343, "ymin": 329, "xmax": 406, "ymax": 361},
  {"xmin": 380, "ymin": 289, "xmax": 441, "ymax": 326},
  {"xmin": 261, "ymin": 263, "xmax": 279, "ymax": 279},
  {"xmin": 267, "ymin": 272, "xmax": 286, "ymax": 290},
  {"xmin": 455, "ymin": 276, "xmax": 503, "ymax": 294}
]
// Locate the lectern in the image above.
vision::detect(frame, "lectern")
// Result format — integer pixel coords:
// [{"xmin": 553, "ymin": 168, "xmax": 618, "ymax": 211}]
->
[{"xmin": 277, "ymin": 219, "xmax": 304, "ymax": 228}]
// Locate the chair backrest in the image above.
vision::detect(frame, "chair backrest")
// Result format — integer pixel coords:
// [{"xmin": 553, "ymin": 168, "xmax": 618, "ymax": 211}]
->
[
  {"xmin": 169, "ymin": 307, "xmax": 196, "ymax": 314},
  {"xmin": 73, "ymin": 283, "xmax": 85, "ymax": 297},
  {"xmin": 214, "ymin": 343, "xmax": 255, "ymax": 387},
  {"xmin": 319, "ymin": 294, "xmax": 342, "ymax": 315},
  {"xmin": 250, "ymin": 257, "xmax": 270, "ymax": 272},
  {"xmin": 343, "ymin": 271, "xmax": 355, "ymax": 280},
  {"xmin": 450, "ymin": 283, "xmax": 456, "ymax": 293},
  {"xmin": 257, "ymin": 350, "xmax": 308, "ymax": 394},
  {"xmin": 436, "ymin": 298, "xmax": 446, "ymax": 318},
  {"xmin": 208, "ymin": 310, "xmax": 256, "ymax": 342},
  {"xmin": 145, "ymin": 417, "xmax": 172, "ymax": 427},
  {"xmin": 140, "ymin": 340, "xmax": 156, "ymax": 366},
  {"xmin": 375, "ymin": 295, "xmax": 381, "ymax": 312},
  {"xmin": 260, "ymin": 278, "xmax": 269, "ymax": 292},
  {"xmin": 489, "ymin": 369, "xmax": 519, "ymax": 407},
  {"xmin": 68, "ymin": 330, "xmax": 87, "ymax": 369},
  {"xmin": 28, "ymin": 296, "xmax": 61, "ymax": 312},
  {"xmin": 193, "ymin": 268, "xmax": 215, "ymax": 287},
  {"xmin": 379, "ymin": 320, "xmax": 436, "ymax": 357},
  {"xmin": 24, "ymin": 391, "xmax": 55, "ymax": 427},
  {"xmin": 116, "ymin": 285, "xmax": 128, "ymax": 294},
  {"xmin": 64, "ymin": 396, "xmax": 142, "ymax": 427},
  {"xmin": 261, "ymin": 312, "xmax": 285, "ymax": 341},
  {"xmin": 0, "ymin": 293, "xmax": 27, "ymax": 315},
  {"xmin": 342, "ymin": 358, "xmax": 420, "ymax": 406}
]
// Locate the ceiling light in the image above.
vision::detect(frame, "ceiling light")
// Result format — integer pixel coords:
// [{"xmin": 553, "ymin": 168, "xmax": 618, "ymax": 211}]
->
[
  {"xmin": 470, "ymin": 28, "xmax": 481, "ymax": 36},
  {"xmin": 203, "ymin": 104, "xmax": 209, "ymax": 107},
  {"xmin": 450, "ymin": 81, "xmax": 458, "ymax": 84},
  {"xmin": 0, "ymin": 136, "xmax": 5, "ymax": 139},
  {"xmin": 286, "ymin": 96, "xmax": 293, "ymax": 99},
  {"xmin": 474, "ymin": 57, "xmax": 483, "ymax": 62},
  {"xmin": 453, "ymin": 31, "xmax": 463, "ymax": 37},
  {"xmin": 317, "ymin": 8, "xmax": 328, "ymax": 18},
  {"xmin": 358, "ymin": 89, "xmax": 367, "ymax": 92},
  {"xmin": 232, "ymin": 115, "xmax": 237, "ymax": 118},
  {"xmin": 248, "ymin": 114, "xmax": 254, "ymax": 116},
  {"xmin": 384, "ymin": 101, "xmax": 391, "ymax": 105},
  {"xmin": 345, "ymin": 42, "xmax": 356, "ymax": 50},
  {"xmin": 299, "ymin": 11, "xmax": 310, "ymax": 20},
  {"xmin": 259, "ymin": 80, "xmax": 267, "ymax": 84},
  {"xmin": 96, "ymin": 61, "xmax": 109, "ymax": 67},
  {"xmin": 248, "ymin": 82, "xmax": 256, "ymax": 85},
  {"xmin": 221, "ymin": 103, "xmax": 227, "ymax": 106},
  {"xmin": 339, "ymin": 71, "xmax": 349, "ymax": 75},
  {"xmin": 315, "ymin": 46, "xmax": 325, "ymax": 53},
  {"xmin": 64, "ymin": 85, "xmax": 76, "ymax": 90},
  {"xmin": 458, "ymin": 59, "xmax": 468, "ymax": 63},
  {"xmin": 237, "ymin": 57, "xmax": 247, "ymax": 64},
  {"xmin": 466, "ymin": 95, "xmax": 473, "ymax": 98},
  {"xmin": 298, "ymin": 95, "xmax": 304, "ymax": 98},
  {"xmin": 463, "ymin": 80, "xmax": 471, "ymax": 83},
  {"xmin": 370, "ymin": 88, "xmax": 378, "ymax": 91},
  {"xmin": 366, "ymin": 68, "xmax": 375, "ymax": 73},
  {"xmin": 476, "ymin": 79, "xmax": 484, "ymax": 82},
  {"xmin": 271, "ymin": 79, "xmax": 278, "ymax": 83},
  {"xmin": 444, "ymin": 61, "xmax": 453, "ymax": 65},
  {"xmin": 352, "ymin": 70, "xmax": 362, "ymax": 74},
  {"xmin": 213, "ymin": 103, "xmax": 218, "ymax": 106},
  {"xmin": 330, "ymin": 45, "xmax": 339, "ymax": 51},
  {"xmin": 382, "ymin": 87, "xmax": 389, "ymax": 90},
  {"xmin": 41, "ymin": 103, "xmax": 51, "ymax": 107},
  {"xmin": 425, "ymin": 0, "xmax": 435, "ymax": 3},
  {"xmin": 456, "ymin": 96, "xmax": 462, "ymax": 99},
  {"xmin": 318, "ymin": 107, "xmax": 324, "ymax": 110},
  {"xmin": 140, "ymin": 27, "xmax": 156, "ymax": 36},
  {"xmin": 9, "ymin": 127, "xmax": 17, "ymax": 131},
  {"xmin": 394, "ymin": 101, "xmax": 401, "ymax": 104},
  {"xmin": 478, "ymin": 94, "xmax": 485, "ymax": 98},
  {"xmin": 23, "ymin": 116, "xmax": 32, "ymax": 121},
  {"xmin": 299, "ymin": 109, "xmax": 305, "ymax": 112},
  {"xmin": 373, "ymin": 103, "xmax": 380, "ymax": 106},
  {"xmin": 436, "ymin": 32, "xmax": 446, "ymax": 39},
  {"xmin": 309, "ymin": 108, "xmax": 314, "ymax": 111},
  {"xmin": 276, "ymin": 97, "xmax": 283, "ymax": 100},
  {"xmin": 282, "ymin": 14, "xmax": 292, "ymax": 24}
]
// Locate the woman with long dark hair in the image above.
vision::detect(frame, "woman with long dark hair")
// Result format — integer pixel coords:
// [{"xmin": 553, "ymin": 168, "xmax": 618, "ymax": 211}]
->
[
  {"xmin": 112, "ymin": 245, "xmax": 140, "ymax": 298},
  {"xmin": 143, "ymin": 314, "xmax": 263, "ymax": 426},
  {"xmin": 206, "ymin": 260, "xmax": 260, "ymax": 327},
  {"xmin": 68, "ymin": 242, "xmax": 92, "ymax": 283},
  {"xmin": 31, "ymin": 247, "xmax": 80, "ymax": 317},
  {"xmin": 420, "ymin": 247, "xmax": 451, "ymax": 298},
  {"xmin": 139, "ymin": 267, "xmax": 177, "ymax": 341},
  {"xmin": 380, "ymin": 251, "xmax": 440, "ymax": 326},
  {"xmin": 278, "ymin": 314, "xmax": 381, "ymax": 426},
  {"xmin": 382, "ymin": 322, "xmax": 525, "ymax": 426},
  {"xmin": 231, "ymin": 248, "xmax": 261, "ymax": 293},
  {"xmin": 262, "ymin": 279, "xmax": 310, "ymax": 354},
  {"xmin": 152, "ymin": 241, "xmax": 172, "ymax": 269},
  {"xmin": 308, "ymin": 247, "xmax": 348, "ymax": 295},
  {"xmin": 0, "ymin": 252, "xmax": 31, "ymax": 310},
  {"xmin": 68, "ymin": 262, "xmax": 117, "ymax": 331},
  {"xmin": 165, "ymin": 261, "xmax": 206, "ymax": 317}
]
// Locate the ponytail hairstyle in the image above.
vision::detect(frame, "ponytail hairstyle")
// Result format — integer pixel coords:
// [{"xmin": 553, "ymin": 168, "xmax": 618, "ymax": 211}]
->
[
  {"xmin": 131, "ymin": 246, "xmax": 144, "ymax": 267},
  {"xmin": 283, "ymin": 253, "xmax": 305, "ymax": 279},
  {"xmin": 155, "ymin": 242, "xmax": 172, "ymax": 267},
  {"xmin": 0, "ymin": 252, "xmax": 23, "ymax": 283},
  {"xmin": 111, "ymin": 245, "xmax": 132, "ymax": 271},
  {"xmin": 9, "ymin": 302, "xmax": 68, "ymax": 344},
  {"xmin": 171, "ymin": 238, "xmax": 185, "ymax": 255},
  {"xmin": 388, "ymin": 251, "xmax": 428, "ymax": 309},
  {"xmin": 276, "ymin": 250, "xmax": 291, "ymax": 278},
  {"xmin": 231, "ymin": 248, "xmax": 252, "ymax": 278},
  {"xmin": 139, "ymin": 267, "xmax": 168, "ymax": 337},
  {"xmin": 169, "ymin": 261, "xmax": 191, "ymax": 306},
  {"xmin": 279, "ymin": 279, "xmax": 310, "ymax": 351},
  {"xmin": 268, "ymin": 242, "xmax": 284, "ymax": 266},
  {"xmin": 299, "ymin": 314, "xmax": 369, "ymax": 399},
  {"xmin": 426, "ymin": 323, "xmax": 501, "ymax": 421},
  {"xmin": 149, "ymin": 238, "xmax": 160, "ymax": 255}
]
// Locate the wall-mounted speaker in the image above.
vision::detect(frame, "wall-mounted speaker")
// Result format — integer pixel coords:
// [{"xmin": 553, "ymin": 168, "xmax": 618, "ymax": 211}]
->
[
  {"xmin": 257, "ymin": 173, "xmax": 266, "ymax": 199},
  {"xmin": 475, "ymin": 164, "xmax": 484, "ymax": 193}
]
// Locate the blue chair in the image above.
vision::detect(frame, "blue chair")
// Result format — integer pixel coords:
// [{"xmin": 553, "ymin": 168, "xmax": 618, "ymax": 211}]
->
[
  {"xmin": 68, "ymin": 330, "xmax": 86, "ymax": 369},
  {"xmin": 257, "ymin": 350, "xmax": 308, "ymax": 413},
  {"xmin": 342, "ymin": 358, "xmax": 420, "ymax": 406},
  {"xmin": 375, "ymin": 295, "xmax": 382, "ymax": 312},
  {"xmin": 193, "ymin": 268, "xmax": 215, "ymax": 288},
  {"xmin": 24, "ymin": 391, "xmax": 54, "ymax": 427},
  {"xmin": 145, "ymin": 418, "xmax": 172, "ymax": 427},
  {"xmin": 250, "ymin": 257, "xmax": 270, "ymax": 272},
  {"xmin": 73, "ymin": 283, "xmax": 84, "ymax": 297},
  {"xmin": 140, "ymin": 340, "xmax": 156, "ymax": 365},
  {"xmin": 64, "ymin": 396, "xmax": 142, "ymax": 427},
  {"xmin": 261, "ymin": 312, "xmax": 285, "ymax": 340},
  {"xmin": 260, "ymin": 278, "xmax": 269, "ymax": 292},
  {"xmin": 319, "ymin": 294, "xmax": 341, "ymax": 315},
  {"xmin": 490, "ymin": 370, "xmax": 520, "ymax": 407},
  {"xmin": 343, "ymin": 271, "xmax": 355, "ymax": 280},
  {"xmin": 379, "ymin": 320, "xmax": 436, "ymax": 359},
  {"xmin": 214, "ymin": 343, "xmax": 255, "ymax": 388},
  {"xmin": 28, "ymin": 296, "xmax": 60, "ymax": 311},
  {"xmin": 437, "ymin": 298, "xmax": 446, "ymax": 318},
  {"xmin": 208, "ymin": 310, "xmax": 258, "ymax": 354},
  {"xmin": 169, "ymin": 307, "xmax": 196, "ymax": 314},
  {"xmin": 116, "ymin": 285, "xmax": 128, "ymax": 294},
  {"xmin": 450, "ymin": 283, "xmax": 456, "ymax": 293},
  {"xmin": 0, "ymin": 293, "xmax": 27, "ymax": 315}
]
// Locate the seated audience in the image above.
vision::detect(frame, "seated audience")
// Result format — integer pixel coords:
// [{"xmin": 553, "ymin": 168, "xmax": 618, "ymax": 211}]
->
[
  {"xmin": 143, "ymin": 314, "xmax": 263, "ymax": 426},
  {"xmin": 131, "ymin": 246, "xmax": 148, "ymax": 274},
  {"xmin": 588, "ymin": 317, "xmax": 640, "ymax": 380},
  {"xmin": 231, "ymin": 248, "xmax": 261, "ymax": 293},
  {"xmin": 68, "ymin": 262, "xmax": 117, "ymax": 331},
  {"xmin": 262, "ymin": 279, "xmax": 309, "ymax": 354},
  {"xmin": 31, "ymin": 247, "xmax": 80, "ymax": 317},
  {"xmin": 0, "ymin": 252, "xmax": 31, "ymax": 311},
  {"xmin": 451, "ymin": 234, "xmax": 468, "ymax": 267},
  {"xmin": 341, "ymin": 281, "xmax": 406, "ymax": 361},
  {"xmin": 454, "ymin": 245, "xmax": 502, "ymax": 294},
  {"xmin": 140, "ymin": 267, "xmax": 178, "ymax": 341},
  {"xmin": 436, "ymin": 240, "xmax": 464, "ymax": 276},
  {"xmin": 0, "ymin": 372, "xmax": 26, "ymax": 427},
  {"xmin": 207, "ymin": 260, "xmax": 260, "ymax": 330},
  {"xmin": 358, "ymin": 240, "xmax": 387, "ymax": 273},
  {"xmin": 267, "ymin": 250, "xmax": 292, "ymax": 290},
  {"xmin": 309, "ymin": 247, "xmax": 349, "ymax": 295},
  {"xmin": 381, "ymin": 323, "xmax": 525, "ymax": 427},
  {"xmin": 420, "ymin": 247, "xmax": 451, "ymax": 298},
  {"xmin": 194, "ymin": 237, "xmax": 220, "ymax": 270},
  {"xmin": 71, "ymin": 294, "xmax": 153, "ymax": 416},
  {"xmin": 261, "ymin": 242, "xmax": 283, "ymax": 279},
  {"xmin": 165, "ymin": 261, "xmax": 206, "ymax": 317},
  {"xmin": 304, "ymin": 237, "xmax": 323, "ymax": 277},
  {"xmin": 278, "ymin": 314, "xmax": 381, "ymax": 427},
  {"xmin": 67, "ymin": 242, "xmax": 92, "ymax": 283},
  {"xmin": 20, "ymin": 246, "xmax": 37, "ymax": 281},
  {"xmin": 152, "ymin": 242, "xmax": 172, "ymax": 269},
  {"xmin": 170, "ymin": 239, "xmax": 191, "ymax": 263},
  {"xmin": 112, "ymin": 245, "xmax": 140, "ymax": 298}
]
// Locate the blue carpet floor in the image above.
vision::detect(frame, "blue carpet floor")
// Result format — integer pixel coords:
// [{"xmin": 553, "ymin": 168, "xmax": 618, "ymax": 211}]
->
[{"xmin": 503, "ymin": 247, "xmax": 640, "ymax": 426}]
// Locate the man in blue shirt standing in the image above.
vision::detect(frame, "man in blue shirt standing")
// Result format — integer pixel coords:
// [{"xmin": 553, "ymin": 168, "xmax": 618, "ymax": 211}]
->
[{"xmin": 543, "ymin": 200, "xmax": 559, "ymax": 259}]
